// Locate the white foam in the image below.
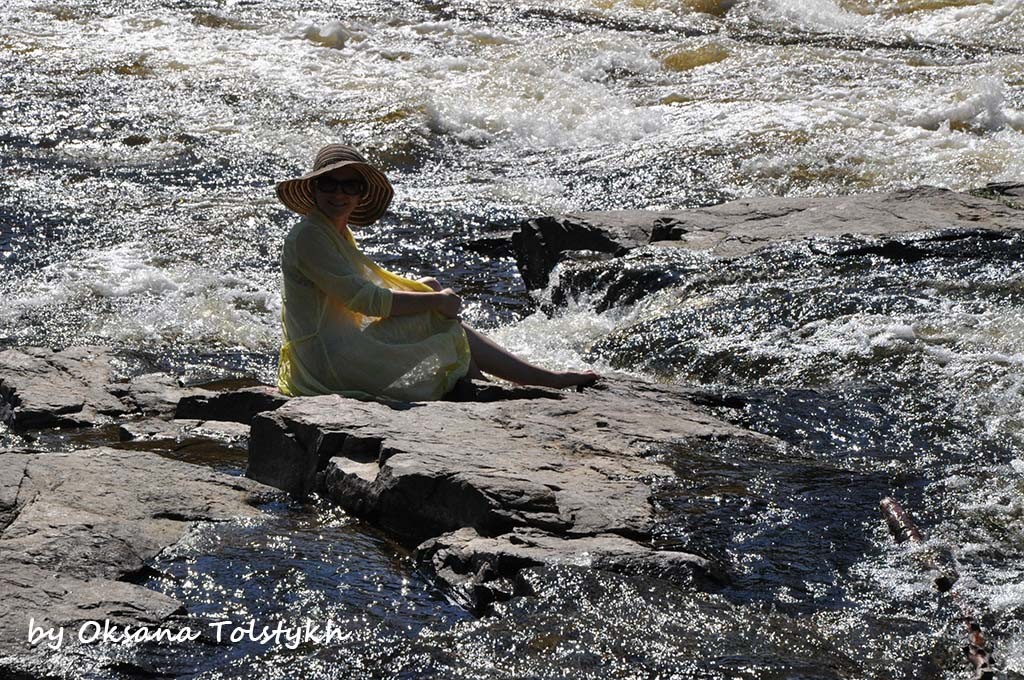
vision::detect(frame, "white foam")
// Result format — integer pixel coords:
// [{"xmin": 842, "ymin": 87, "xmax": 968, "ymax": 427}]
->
[
  {"xmin": 297, "ymin": 20, "xmax": 366, "ymax": 49},
  {"xmin": 737, "ymin": 0, "xmax": 1023, "ymax": 49},
  {"xmin": 487, "ymin": 282, "xmax": 623, "ymax": 374},
  {"xmin": 911, "ymin": 77, "xmax": 1024, "ymax": 134},
  {"xmin": 1, "ymin": 243, "xmax": 280, "ymax": 351},
  {"xmin": 423, "ymin": 40, "xmax": 665, "ymax": 150},
  {"xmin": 886, "ymin": 0, "xmax": 1022, "ymax": 45},
  {"xmin": 739, "ymin": 0, "xmax": 867, "ymax": 32}
]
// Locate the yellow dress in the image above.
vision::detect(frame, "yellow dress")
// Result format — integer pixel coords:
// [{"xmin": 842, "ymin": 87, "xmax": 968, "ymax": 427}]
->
[{"xmin": 277, "ymin": 210, "xmax": 471, "ymax": 401}]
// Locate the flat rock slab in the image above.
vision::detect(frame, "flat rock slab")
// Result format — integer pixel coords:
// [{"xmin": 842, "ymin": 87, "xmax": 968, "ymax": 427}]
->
[
  {"xmin": 0, "ymin": 348, "xmax": 210, "ymax": 430},
  {"xmin": 0, "ymin": 346, "xmax": 287, "ymax": 434},
  {"xmin": 0, "ymin": 447, "xmax": 280, "ymax": 658},
  {"xmin": 247, "ymin": 376, "xmax": 769, "ymax": 589},
  {"xmin": 0, "ymin": 347, "xmax": 130, "ymax": 429},
  {"xmin": 418, "ymin": 526, "xmax": 715, "ymax": 611},
  {"xmin": 115, "ymin": 372, "xmax": 211, "ymax": 416},
  {"xmin": 647, "ymin": 186, "xmax": 1024, "ymax": 257},
  {"xmin": 511, "ymin": 185, "xmax": 1024, "ymax": 288}
]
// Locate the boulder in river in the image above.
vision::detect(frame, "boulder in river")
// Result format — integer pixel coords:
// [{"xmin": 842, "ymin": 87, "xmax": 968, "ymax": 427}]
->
[
  {"xmin": 511, "ymin": 211, "xmax": 659, "ymax": 289},
  {"xmin": 247, "ymin": 376, "xmax": 771, "ymax": 601}
]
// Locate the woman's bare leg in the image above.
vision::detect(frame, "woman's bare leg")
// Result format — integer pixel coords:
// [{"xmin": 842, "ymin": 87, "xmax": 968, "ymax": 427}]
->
[
  {"xmin": 462, "ymin": 324, "xmax": 598, "ymax": 389},
  {"xmin": 466, "ymin": 353, "xmax": 488, "ymax": 381}
]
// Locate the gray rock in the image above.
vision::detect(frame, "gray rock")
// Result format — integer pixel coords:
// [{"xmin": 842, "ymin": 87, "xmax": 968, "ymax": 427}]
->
[
  {"xmin": 647, "ymin": 186, "xmax": 1023, "ymax": 257},
  {"xmin": 417, "ymin": 526, "xmax": 716, "ymax": 611},
  {"xmin": 977, "ymin": 181, "xmax": 1024, "ymax": 205},
  {"xmin": 248, "ymin": 376, "xmax": 768, "ymax": 546},
  {"xmin": 118, "ymin": 418, "xmax": 199, "ymax": 442},
  {"xmin": 0, "ymin": 450, "xmax": 31, "ymax": 534},
  {"xmin": 176, "ymin": 385, "xmax": 289, "ymax": 424},
  {"xmin": 511, "ymin": 186, "xmax": 1024, "ymax": 289},
  {"xmin": 0, "ymin": 346, "xmax": 283, "ymax": 433},
  {"xmin": 0, "ymin": 347, "xmax": 129, "ymax": 429},
  {"xmin": 0, "ymin": 447, "xmax": 280, "ymax": 657},
  {"xmin": 464, "ymin": 233, "xmax": 516, "ymax": 258},
  {"xmin": 2, "ymin": 562, "xmax": 184, "ymax": 647},
  {"xmin": 118, "ymin": 418, "xmax": 250, "ymax": 448},
  {"xmin": 120, "ymin": 372, "xmax": 211, "ymax": 416}
]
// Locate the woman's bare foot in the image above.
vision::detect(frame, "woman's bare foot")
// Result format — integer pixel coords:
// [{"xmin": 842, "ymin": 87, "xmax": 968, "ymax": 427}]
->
[{"xmin": 547, "ymin": 370, "xmax": 600, "ymax": 389}]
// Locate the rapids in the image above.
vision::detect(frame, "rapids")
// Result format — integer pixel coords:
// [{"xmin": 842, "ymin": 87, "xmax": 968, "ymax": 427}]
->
[{"xmin": 2, "ymin": 0, "xmax": 1023, "ymax": 677}]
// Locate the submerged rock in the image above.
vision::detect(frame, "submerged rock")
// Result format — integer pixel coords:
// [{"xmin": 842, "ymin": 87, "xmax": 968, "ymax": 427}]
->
[
  {"xmin": 511, "ymin": 185, "xmax": 1024, "ymax": 289},
  {"xmin": 421, "ymin": 564, "xmax": 860, "ymax": 678},
  {"xmin": 0, "ymin": 447, "xmax": 279, "ymax": 659},
  {"xmin": 418, "ymin": 526, "xmax": 717, "ymax": 611}
]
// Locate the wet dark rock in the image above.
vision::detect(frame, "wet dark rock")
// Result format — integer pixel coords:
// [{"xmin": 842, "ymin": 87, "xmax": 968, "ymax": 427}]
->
[
  {"xmin": 512, "ymin": 186, "xmax": 1024, "ymax": 290},
  {"xmin": 0, "ymin": 446, "xmax": 279, "ymax": 657},
  {"xmin": 464, "ymin": 234, "xmax": 515, "ymax": 258},
  {"xmin": 175, "ymin": 385, "xmax": 289, "ymax": 424},
  {"xmin": 548, "ymin": 246, "xmax": 693, "ymax": 312},
  {"xmin": 121, "ymin": 134, "xmax": 151, "ymax": 146},
  {"xmin": 974, "ymin": 181, "xmax": 1024, "ymax": 207},
  {"xmin": 247, "ymin": 376, "xmax": 769, "ymax": 586},
  {"xmin": 417, "ymin": 526, "xmax": 716, "ymax": 611},
  {"xmin": 442, "ymin": 378, "xmax": 565, "ymax": 402},
  {"xmin": 511, "ymin": 212, "xmax": 662, "ymax": 289}
]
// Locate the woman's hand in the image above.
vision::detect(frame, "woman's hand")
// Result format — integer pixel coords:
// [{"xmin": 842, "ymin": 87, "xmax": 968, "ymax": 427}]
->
[
  {"xmin": 437, "ymin": 288, "xmax": 462, "ymax": 318},
  {"xmin": 389, "ymin": 288, "xmax": 462, "ymax": 318},
  {"xmin": 418, "ymin": 276, "xmax": 442, "ymax": 292}
]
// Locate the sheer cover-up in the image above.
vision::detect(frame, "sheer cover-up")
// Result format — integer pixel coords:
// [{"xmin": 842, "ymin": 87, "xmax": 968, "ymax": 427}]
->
[{"xmin": 277, "ymin": 211, "xmax": 470, "ymax": 401}]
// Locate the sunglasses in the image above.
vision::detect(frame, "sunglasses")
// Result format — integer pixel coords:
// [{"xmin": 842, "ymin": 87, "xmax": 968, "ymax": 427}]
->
[{"xmin": 315, "ymin": 176, "xmax": 368, "ymax": 196}]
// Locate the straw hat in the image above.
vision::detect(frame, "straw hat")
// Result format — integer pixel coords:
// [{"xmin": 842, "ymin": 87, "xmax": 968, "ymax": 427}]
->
[{"xmin": 275, "ymin": 144, "xmax": 394, "ymax": 225}]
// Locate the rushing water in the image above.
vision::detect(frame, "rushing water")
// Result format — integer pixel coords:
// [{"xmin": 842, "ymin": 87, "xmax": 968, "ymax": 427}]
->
[{"xmin": 2, "ymin": 0, "xmax": 1023, "ymax": 677}]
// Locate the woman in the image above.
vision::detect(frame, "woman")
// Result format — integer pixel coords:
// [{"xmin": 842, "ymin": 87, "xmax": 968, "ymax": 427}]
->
[{"xmin": 275, "ymin": 144, "xmax": 598, "ymax": 401}]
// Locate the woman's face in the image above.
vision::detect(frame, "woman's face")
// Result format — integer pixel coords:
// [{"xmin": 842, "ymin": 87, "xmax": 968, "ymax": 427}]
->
[{"xmin": 313, "ymin": 166, "xmax": 367, "ymax": 223}]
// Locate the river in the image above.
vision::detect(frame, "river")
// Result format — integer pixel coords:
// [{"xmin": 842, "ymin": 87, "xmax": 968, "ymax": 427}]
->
[{"xmin": 1, "ymin": 0, "xmax": 1023, "ymax": 677}]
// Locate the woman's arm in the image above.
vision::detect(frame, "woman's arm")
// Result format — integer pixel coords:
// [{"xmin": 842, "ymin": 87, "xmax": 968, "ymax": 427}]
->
[
  {"xmin": 390, "ymin": 288, "xmax": 461, "ymax": 318},
  {"xmin": 294, "ymin": 225, "xmax": 461, "ymax": 319}
]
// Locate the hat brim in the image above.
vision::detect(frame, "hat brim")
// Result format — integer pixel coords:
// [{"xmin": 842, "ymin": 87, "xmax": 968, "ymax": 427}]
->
[{"xmin": 275, "ymin": 160, "xmax": 394, "ymax": 226}]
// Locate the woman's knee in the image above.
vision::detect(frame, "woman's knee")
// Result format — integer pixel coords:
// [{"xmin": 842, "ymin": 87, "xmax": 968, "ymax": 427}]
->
[{"xmin": 419, "ymin": 276, "xmax": 442, "ymax": 291}]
